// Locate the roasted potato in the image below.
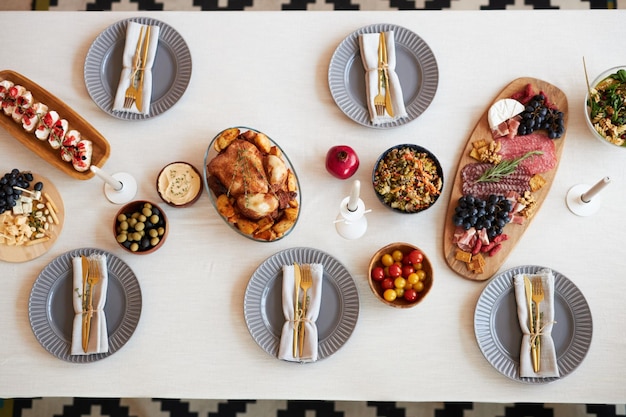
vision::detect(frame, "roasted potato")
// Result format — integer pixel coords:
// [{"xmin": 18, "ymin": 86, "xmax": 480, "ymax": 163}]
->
[{"xmin": 213, "ymin": 127, "xmax": 240, "ymax": 152}]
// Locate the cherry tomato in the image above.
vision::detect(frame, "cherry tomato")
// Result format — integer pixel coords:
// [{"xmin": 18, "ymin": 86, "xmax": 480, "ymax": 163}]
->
[
  {"xmin": 381, "ymin": 278, "xmax": 395, "ymax": 290},
  {"xmin": 407, "ymin": 273, "xmax": 419, "ymax": 285},
  {"xmin": 394, "ymin": 277, "xmax": 407, "ymax": 289},
  {"xmin": 392, "ymin": 250, "xmax": 404, "ymax": 262},
  {"xmin": 407, "ymin": 249, "xmax": 424, "ymax": 265},
  {"xmin": 383, "ymin": 289, "xmax": 397, "ymax": 302},
  {"xmin": 401, "ymin": 264, "xmax": 415, "ymax": 278},
  {"xmin": 395, "ymin": 288, "xmax": 405, "ymax": 298},
  {"xmin": 416, "ymin": 269, "xmax": 427, "ymax": 281},
  {"xmin": 413, "ymin": 281, "xmax": 425, "ymax": 292},
  {"xmin": 403, "ymin": 288, "xmax": 418, "ymax": 302},
  {"xmin": 387, "ymin": 264, "xmax": 402, "ymax": 278},
  {"xmin": 381, "ymin": 254, "xmax": 394, "ymax": 267},
  {"xmin": 371, "ymin": 266, "xmax": 385, "ymax": 281}
]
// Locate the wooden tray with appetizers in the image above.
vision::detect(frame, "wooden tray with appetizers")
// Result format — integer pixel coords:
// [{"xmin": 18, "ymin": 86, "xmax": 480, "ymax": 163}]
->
[
  {"xmin": 443, "ymin": 77, "xmax": 569, "ymax": 281},
  {"xmin": 0, "ymin": 70, "xmax": 110, "ymax": 180}
]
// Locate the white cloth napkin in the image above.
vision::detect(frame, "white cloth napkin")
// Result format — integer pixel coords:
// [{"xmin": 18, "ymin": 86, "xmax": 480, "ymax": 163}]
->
[
  {"xmin": 112, "ymin": 21, "xmax": 160, "ymax": 115},
  {"xmin": 278, "ymin": 263, "xmax": 323, "ymax": 363},
  {"xmin": 71, "ymin": 254, "xmax": 109, "ymax": 355},
  {"xmin": 359, "ymin": 31, "xmax": 408, "ymax": 125},
  {"xmin": 513, "ymin": 269, "xmax": 559, "ymax": 378}
]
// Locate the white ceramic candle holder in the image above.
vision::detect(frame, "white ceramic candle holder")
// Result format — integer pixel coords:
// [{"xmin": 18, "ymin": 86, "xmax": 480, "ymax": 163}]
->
[
  {"xmin": 335, "ymin": 196, "xmax": 369, "ymax": 240},
  {"xmin": 566, "ymin": 177, "xmax": 610, "ymax": 217},
  {"xmin": 91, "ymin": 166, "xmax": 138, "ymax": 204}
]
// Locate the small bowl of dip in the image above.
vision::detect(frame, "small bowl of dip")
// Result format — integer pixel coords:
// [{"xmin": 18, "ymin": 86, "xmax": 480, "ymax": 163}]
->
[{"xmin": 157, "ymin": 162, "xmax": 202, "ymax": 207}]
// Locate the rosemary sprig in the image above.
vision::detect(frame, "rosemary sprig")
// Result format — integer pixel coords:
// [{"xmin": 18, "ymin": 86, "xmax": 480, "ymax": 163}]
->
[{"xmin": 476, "ymin": 150, "xmax": 543, "ymax": 183}]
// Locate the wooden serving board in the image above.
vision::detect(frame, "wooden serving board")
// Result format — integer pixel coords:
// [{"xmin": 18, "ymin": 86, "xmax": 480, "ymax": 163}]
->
[
  {"xmin": 443, "ymin": 77, "xmax": 568, "ymax": 281},
  {"xmin": 0, "ymin": 70, "xmax": 110, "ymax": 180},
  {"xmin": 0, "ymin": 173, "xmax": 65, "ymax": 263}
]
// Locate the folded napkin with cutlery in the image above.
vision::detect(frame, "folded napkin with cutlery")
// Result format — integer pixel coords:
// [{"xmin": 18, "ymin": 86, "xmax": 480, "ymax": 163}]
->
[
  {"xmin": 359, "ymin": 31, "xmax": 407, "ymax": 125},
  {"xmin": 278, "ymin": 263, "xmax": 323, "ymax": 363},
  {"xmin": 513, "ymin": 269, "xmax": 559, "ymax": 378},
  {"xmin": 112, "ymin": 21, "xmax": 160, "ymax": 115},
  {"xmin": 70, "ymin": 254, "xmax": 109, "ymax": 355}
]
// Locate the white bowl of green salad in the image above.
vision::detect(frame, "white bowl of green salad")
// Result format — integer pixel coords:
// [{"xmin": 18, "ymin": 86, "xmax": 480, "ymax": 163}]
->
[{"xmin": 585, "ymin": 66, "xmax": 626, "ymax": 149}]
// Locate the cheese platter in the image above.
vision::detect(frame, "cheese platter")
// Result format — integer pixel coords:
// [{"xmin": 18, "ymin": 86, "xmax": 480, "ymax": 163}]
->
[
  {"xmin": 443, "ymin": 78, "xmax": 568, "ymax": 281},
  {"xmin": 0, "ymin": 172, "xmax": 65, "ymax": 263},
  {"xmin": 0, "ymin": 70, "xmax": 110, "ymax": 180}
]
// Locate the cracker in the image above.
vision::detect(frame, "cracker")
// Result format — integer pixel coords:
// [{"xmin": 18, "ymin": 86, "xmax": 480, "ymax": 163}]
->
[
  {"xmin": 455, "ymin": 249, "xmax": 472, "ymax": 263},
  {"xmin": 529, "ymin": 174, "xmax": 546, "ymax": 191}
]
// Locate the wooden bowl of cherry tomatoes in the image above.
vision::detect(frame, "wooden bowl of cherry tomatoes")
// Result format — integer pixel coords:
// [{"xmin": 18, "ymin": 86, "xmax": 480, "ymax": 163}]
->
[{"xmin": 368, "ymin": 242, "xmax": 433, "ymax": 308}]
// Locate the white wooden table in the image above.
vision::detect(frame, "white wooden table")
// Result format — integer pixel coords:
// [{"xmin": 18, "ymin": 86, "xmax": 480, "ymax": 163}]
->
[{"xmin": 0, "ymin": 10, "xmax": 625, "ymax": 403}]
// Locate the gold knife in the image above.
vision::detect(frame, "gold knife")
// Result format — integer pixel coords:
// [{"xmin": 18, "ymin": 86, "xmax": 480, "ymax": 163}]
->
[
  {"xmin": 524, "ymin": 275, "xmax": 538, "ymax": 372},
  {"xmin": 293, "ymin": 263, "xmax": 302, "ymax": 358},
  {"xmin": 381, "ymin": 31, "xmax": 395, "ymax": 118},
  {"xmin": 81, "ymin": 255, "xmax": 90, "ymax": 353},
  {"xmin": 129, "ymin": 26, "xmax": 144, "ymax": 83},
  {"xmin": 136, "ymin": 25, "xmax": 151, "ymax": 113}
]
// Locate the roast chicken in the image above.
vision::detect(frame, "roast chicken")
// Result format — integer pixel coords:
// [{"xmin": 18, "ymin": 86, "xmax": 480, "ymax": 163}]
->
[{"xmin": 207, "ymin": 137, "xmax": 293, "ymax": 220}]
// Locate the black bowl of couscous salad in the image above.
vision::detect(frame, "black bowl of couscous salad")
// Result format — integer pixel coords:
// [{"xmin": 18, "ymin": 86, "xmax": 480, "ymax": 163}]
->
[{"xmin": 372, "ymin": 144, "xmax": 444, "ymax": 213}]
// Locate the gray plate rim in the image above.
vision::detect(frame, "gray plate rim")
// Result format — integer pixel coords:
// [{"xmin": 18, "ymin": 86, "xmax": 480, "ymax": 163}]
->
[
  {"xmin": 474, "ymin": 264, "xmax": 592, "ymax": 383},
  {"xmin": 243, "ymin": 247, "xmax": 359, "ymax": 362},
  {"xmin": 328, "ymin": 23, "xmax": 439, "ymax": 129},
  {"xmin": 83, "ymin": 17, "xmax": 192, "ymax": 120},
  {"xmin": 28, "ymin": 247, "xmax": 142, "ymax": 363}
]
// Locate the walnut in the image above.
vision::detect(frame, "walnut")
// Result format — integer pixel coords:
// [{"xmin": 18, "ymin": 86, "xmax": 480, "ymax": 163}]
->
[{"xmin": 518, "ymin": 191, "xmax": 537, "ymax": 218}]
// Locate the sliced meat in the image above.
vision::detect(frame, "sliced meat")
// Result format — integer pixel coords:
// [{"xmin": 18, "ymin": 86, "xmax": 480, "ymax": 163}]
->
[
  {"xmin": 496, "ymin": 133, "xmax": 556, "ymax": 174},
  {"xmin": 461, "ymin": 162, "xmax": 531, "ymax": 199}
]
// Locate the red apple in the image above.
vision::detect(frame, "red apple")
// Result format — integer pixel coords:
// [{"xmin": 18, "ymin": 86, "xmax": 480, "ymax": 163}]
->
[{"xmin": 325, "ymin": 145, "xmax": 359, "ymax": 179}]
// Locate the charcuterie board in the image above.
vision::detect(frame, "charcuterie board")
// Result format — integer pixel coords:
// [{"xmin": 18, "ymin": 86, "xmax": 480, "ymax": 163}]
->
[
  {"xmin": 443, "ymin": 78, "xmax": 568, "ymax": 281},
  {"xmin": 0, "ymin": 173, "xmax": 64, "ymax": 263},
  {"xmin": 0, "ymin": 70, "xmax": 110, "ymax": 180}
]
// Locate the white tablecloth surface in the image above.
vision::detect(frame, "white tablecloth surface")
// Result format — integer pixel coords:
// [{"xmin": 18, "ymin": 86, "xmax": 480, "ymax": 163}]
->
[{"xmin": 1, "ymin": 10, "xmax": 625, "ymax": 403}]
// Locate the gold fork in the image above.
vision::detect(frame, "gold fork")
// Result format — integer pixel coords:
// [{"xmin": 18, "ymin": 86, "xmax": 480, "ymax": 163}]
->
[
  {"xmin": 373, "ymin": 32, "xmax": 386, "ymax": 117},
  {"xmin": 531, "ymin": 277, "xmax": 545, "ymax": 372},
  {"xmin": 123, "ymin": 26, "xmax": 145, "ymax": 109},
  {"xmin": 298, "ymin": 264, "xmax": 313, "ymax": 355},
  {"xmin": 84, "ymin": 258, "xmax": 101, "ymax": 350}
]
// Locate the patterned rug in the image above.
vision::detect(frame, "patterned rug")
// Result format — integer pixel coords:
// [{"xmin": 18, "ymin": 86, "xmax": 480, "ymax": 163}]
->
[
  {"xmin": 0, "ymin": 399, "xmax": 624, "ymax": 417},
  {"xmin": 0, "ymin": 0, "xmax": 623, "ymax": 11}
]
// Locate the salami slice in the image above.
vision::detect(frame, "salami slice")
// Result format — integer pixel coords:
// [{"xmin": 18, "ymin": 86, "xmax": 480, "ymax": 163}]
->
[
  {"xmin": 461, "ymin": 162, "xmax": 531, "ymax": 199},
  {"xmin": 496, "ymin": 133, "xmax": 556, "ymax": 174}
]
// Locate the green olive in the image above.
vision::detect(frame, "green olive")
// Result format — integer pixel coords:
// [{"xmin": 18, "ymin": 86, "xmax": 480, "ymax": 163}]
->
[
  {"xmin": 116, "ymin": 234, "xmax": 127, "ymax": 243},
  {"xmin": 130, "ymin": 242, "xmax": 139, "ymax": 252},
  {"xmin": 158, "ymin": 227, "xmax": 165, "ymax": 236},
  {"xmin": 142, "ymin": 207, "xmax": 152, "ymax": 217},
  {"xmin": 117, "ymin": 214, "xmax": 127, "ymax": 222},
  {"xmin": 150, "ymin": 214, "xmax": 159, "ymax": 224},
  {"xmin": 135, "ymin": 222, "xmax": 145, "ymax": 232},
  {"xmin": 149, "ymin": 229, "xmax": 158, "ymax": 238},
  {"xmin": 119, "ymin": 221, "xmax": 129, "ymax": 231},
  {"xmin": 150, "ymin": 237, "xmax": 160, "ymax": 246}
]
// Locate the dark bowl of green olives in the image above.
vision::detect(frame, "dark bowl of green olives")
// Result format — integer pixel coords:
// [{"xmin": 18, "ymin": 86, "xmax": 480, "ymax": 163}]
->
[{"xmin": 113, "ymin": 200, "xmax": 168, "ymax": 254}]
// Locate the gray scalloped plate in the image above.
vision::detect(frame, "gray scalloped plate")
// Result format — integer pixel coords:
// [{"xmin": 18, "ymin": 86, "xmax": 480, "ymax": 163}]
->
[
  {"xmin": 328, "ymin": 23, "xmax": 438, "ymax": 129},
  {"xmin": 243, "ymin": 247, "xmax": 359, "ymax": 362},
  {"xmin": 84, "ymin": 17, "xmax": 192, "ymax": 120},
  {"xmin": 474, "ymin": 265, "xmax": 592, "ymax": 383},
  {"xmin": 28, "ymin": 248, "xmax": 142, "ymax": 363}
]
